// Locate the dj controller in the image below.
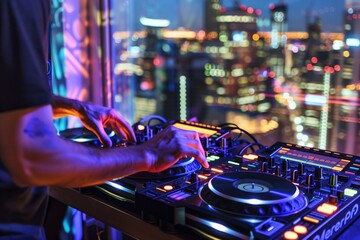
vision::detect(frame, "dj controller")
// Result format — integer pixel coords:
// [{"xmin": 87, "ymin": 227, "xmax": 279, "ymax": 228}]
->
[{"xmin": 61, "ymin": 119, "xmax": 360, "ymax": 240}]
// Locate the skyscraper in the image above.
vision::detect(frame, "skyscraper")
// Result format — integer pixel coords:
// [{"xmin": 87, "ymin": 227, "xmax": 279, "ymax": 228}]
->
[{"xmin": 339, "ymin": 0, "xmax": 360, "ymax": 154}]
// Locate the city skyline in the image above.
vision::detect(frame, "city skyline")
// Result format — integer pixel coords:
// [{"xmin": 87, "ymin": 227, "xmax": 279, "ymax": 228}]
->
[
  {"xmin": 132, "ymin": 0, "xmax": 344, "ymax": 33},
  {"xmin": 222, "ymin": 0, "xmax": 344, "ymax": 32}
]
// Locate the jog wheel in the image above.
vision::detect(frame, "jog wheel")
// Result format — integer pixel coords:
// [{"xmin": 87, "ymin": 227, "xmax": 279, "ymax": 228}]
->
[{"xmin": 200, "ymin": 171, "xmax": 307, "ymax": 217}]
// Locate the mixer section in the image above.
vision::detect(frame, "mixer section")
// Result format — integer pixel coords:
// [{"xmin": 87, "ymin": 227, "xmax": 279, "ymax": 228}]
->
[{"xmin": 69, "ymin": 119, "xmax": 360, "ymax": 240}]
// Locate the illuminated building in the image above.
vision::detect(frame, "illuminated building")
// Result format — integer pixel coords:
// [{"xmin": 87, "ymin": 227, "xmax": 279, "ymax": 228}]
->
[
  {"xmin": 205, "ymin": 0, "xmax": 221, "ymax": 34},
  {"xmin": 338, "ymin": 0, "xmax": 360, "ymax": 155},
  {"xmin": 202, "ymin": 2, "xmax": 273, "ymax": 122},
  {"xmin": 109, "ymin": 1, "xmax": 358, "ymax": 154},
  {"xmin": 270, "ymin": 2, "xmax": 288, "ymax": 49},
  {"xmin": 268, "ymin": 2, "xmax": 288, "ymax": 81}
]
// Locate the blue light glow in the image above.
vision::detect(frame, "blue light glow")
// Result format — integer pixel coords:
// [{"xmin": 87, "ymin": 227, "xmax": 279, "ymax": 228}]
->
[{"xmin": 304, "ymin": 94, "xmax": 327, "ymax": 106}]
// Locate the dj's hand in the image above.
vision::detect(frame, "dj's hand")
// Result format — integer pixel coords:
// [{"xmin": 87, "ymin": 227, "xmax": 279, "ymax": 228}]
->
[
  {"xmin": 52, "ymin": 96, "xmax": 136, "ymax": 147},
  {"xmin": 140, "ymin": 125, "xmax": 209, "ymax": 172},
  {"xmin": 76, "ymin": 103, "xmax": 136, "ymax": 147}
]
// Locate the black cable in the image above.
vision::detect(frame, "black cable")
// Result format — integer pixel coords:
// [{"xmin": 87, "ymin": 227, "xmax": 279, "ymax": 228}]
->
[
  {"xmin": 238, "ymin": 142, "xmax": 265, "ymax": 156},
  {"xmin": 218, "ymin": 123, "xmax": 259, "ymax": 143}
]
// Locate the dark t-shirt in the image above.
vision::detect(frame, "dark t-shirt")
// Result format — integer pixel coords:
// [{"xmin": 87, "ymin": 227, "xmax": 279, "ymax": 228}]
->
[{"xmin": 0, "ymin": 0, "xmax": 53, "ymax": 238}]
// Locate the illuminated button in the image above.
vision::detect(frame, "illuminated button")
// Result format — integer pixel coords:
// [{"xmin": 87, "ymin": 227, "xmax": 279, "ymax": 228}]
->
[
  {"xmin": 303, "ymin": 216, "xmax": 319, "ymax": 224},
  {"xmin": 332, "ymin": 166, "xmax": 343, "ymax": 172},
  {"xmin": 317, "ymin": 203, "xmax": 338, "ymax": 215},
  {"xmin": 228, "ymin": 161, "xmax": 240, "ymax": 166},
  {"xmin": 211, "ymin": 168, "xmax": 224, "ymax": 174},
  {"xmin": 163, "ymin": 185, "xmax": 173, "ymax": 191},
  {"xmin": 294, "ymin": 225, "xmax": 308, "ymax": 235},
  {"xmin": 198, "ymin": 174, "xmax": 208, "ymax": 180},
  {"xmin": 344, "ymin": 188, "xmax": 358, "ymax": 197},
  {"xmin": 242, "ymin": 154, "xmax": 258, "ymax": 161},
  {"xmin": 284, "ymin": 231, "xmax": 298, "ymax": 240},
  {"xmin": 206, "ymin": 156, "xmax": 217, "ymax": 162},
  {"xmin": 137, "ymin": 125, "xmax": 145, "ymax": 131},
  {"xmin": 155, "ymin": 187, "xmax": 166, "ymax": 193}
]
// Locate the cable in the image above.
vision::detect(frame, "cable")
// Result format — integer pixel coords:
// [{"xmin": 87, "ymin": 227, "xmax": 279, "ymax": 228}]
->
[
  {"xmin": 218, "ymin": 123, "xmax": 259, "ymax": 143},
  {"xmin": 238, "ymin": 142, "xmax": 265, "ymax": 156},
  {"xmin": 138, "ymin": 115, "xmax": 168, "ymax": 126}
]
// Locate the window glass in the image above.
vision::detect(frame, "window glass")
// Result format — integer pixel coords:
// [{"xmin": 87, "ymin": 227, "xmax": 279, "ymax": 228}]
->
[{"xmin": 110, "ymin": 0, "xmax": 359, "ymax": 155}]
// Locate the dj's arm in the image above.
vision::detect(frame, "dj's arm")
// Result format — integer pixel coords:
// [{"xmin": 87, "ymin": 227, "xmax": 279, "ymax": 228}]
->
[{"xmin": 0, "ymin": 104, "xmax": 208, "ymax": 188}]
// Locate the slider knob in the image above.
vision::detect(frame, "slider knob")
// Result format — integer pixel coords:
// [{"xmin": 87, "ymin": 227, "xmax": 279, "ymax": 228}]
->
[
  {"xmin": 221, "ymin": 138, "xmax": 227, "ymax": 151},
  {"xmin": 329, "ymin": 173, "xmax": 338, "ymax": 188},
  {"xmin": 315, "ymin": 166, "xmax": 323, "ymax": 180},
  {"xmin": 297, "ymin": 163, "xmax": 305, "ymax": 175},
  {"xmin": 306, "ymin": 173, "xmax": 314, "ymax": 186},
  {"xmin": 275, "ymin": 166, "xmax": 281, "ymax": 176},
  {"xmin": 282, "ymin": 160, "xmax": 289, "ymax": 172},
  {"xmin": 268, "ymin": 157, "xmax": 274, "ymax": 168},
  {"xmin": 291, "ymin": 169, "xmax": 299, "ymax": 183},
  {"xmin": 261, "ymin": 162, "xmax": 268, "ymax": 173}
]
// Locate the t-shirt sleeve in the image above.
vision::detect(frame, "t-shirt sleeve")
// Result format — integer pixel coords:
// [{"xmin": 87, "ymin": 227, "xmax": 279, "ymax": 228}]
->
[{"xmin": 0, "ymin": 0, "xmax": 53, "ymax": 112}]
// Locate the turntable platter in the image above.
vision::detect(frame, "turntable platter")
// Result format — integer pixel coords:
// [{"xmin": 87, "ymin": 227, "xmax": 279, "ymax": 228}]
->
[{"xmin": 200, "ymin": 172, "xmax": 307, "ymax": 217}]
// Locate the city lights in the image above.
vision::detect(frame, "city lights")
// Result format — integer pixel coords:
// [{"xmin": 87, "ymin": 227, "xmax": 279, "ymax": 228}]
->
[{"xmin": 105, "ymin": 0, "xmax": 359, "ymax": 155}]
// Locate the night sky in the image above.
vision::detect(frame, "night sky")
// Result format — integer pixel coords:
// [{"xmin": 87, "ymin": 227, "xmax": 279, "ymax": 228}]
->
[{"xmin": 133, "ymin": 0, "xmax": 345, "ymax": 33}]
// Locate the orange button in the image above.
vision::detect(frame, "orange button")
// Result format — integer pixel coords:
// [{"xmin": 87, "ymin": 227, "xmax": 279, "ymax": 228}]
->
[
  {"xmin": 317, "ymin": 203, "xmax": 338, "ymax": 215},
  {"xmin": 294, "ymin": 225, "xmax": 308, "ymax": 235},
  {"xmin": 211, "ymin": 168, "xmax": 224, "ymax": 173},
  {"xmin": 303, "ymin": 216, "xmax": 319, "ymax": 224},
  {"xmin": 284, "ymin": 230, "xmax": 298, "ymax": 240},
  {"xmin": 163, "ymin": 185, "xmax": 173, "ymax": 191}
]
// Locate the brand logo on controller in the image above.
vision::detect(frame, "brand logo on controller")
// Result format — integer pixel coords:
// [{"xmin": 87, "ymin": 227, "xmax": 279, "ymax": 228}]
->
[{"xmin": 313, "ymin": 204, "xmax": 358, "ymax": 240}]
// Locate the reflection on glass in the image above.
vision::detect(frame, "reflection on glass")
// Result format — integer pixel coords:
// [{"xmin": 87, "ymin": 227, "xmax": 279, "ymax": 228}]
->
[{"xmin": 109, "ymin": 0, "xmax": 359, "ymax": 155}]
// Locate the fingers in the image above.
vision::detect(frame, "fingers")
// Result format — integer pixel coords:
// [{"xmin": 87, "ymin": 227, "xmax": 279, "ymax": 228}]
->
[
  {"xmin": 104, "ymin": 111, "xmax": 136, "ymax": 144},
  {"xmin": 89, "ymin": 123, "xmax": 113, "ymax": 147},
  {"xmin": 109, "ymin": 120, "xmax": 136, "ymax": 144},
  {"xmin": 170, "ymin": 126, "xmax": 209, "ymax": 168}
]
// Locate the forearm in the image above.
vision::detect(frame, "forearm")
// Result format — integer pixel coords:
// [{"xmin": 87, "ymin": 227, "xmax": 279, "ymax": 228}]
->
[
  {"xmin": 24, "ymin": 138, "xmax": 150, "ymax": 187},
  {"xmin": 0, "ymin": 105, "xmax": 150, "ymax": 187}
]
